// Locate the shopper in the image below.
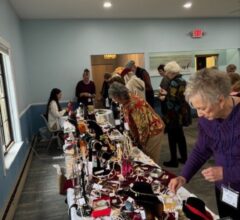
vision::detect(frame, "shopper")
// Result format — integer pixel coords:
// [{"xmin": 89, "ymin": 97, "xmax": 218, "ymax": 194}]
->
[
  {"xmin": 125, "ymin": 60, "xmax": 155, "ymax": 108},
  {"xmin": 122, "ymin": 68, "xmax": 146, "ymax": 100},
  {"xmin": 231, "ymin": 80, "xmax": 240, "ymax": 97},
  {"xmin": 108, "ymin": 82, "xmax": 165, "ymax": 164},
  {"xmin": 158, "ymin": 64, "xmax": 170, "ymax": 116},
  {"xmin": 168, "ymin": 68, "xmax": 240, "ymax": 219},
  {"xmin": 226, "ymin": 63, "xmax": 237, "ymax": 74},
  {"xmin": 101, "ymin": 72, "xmax": 112, "ymax": 108},
  {"xmin": 162, "ymin": 61, "xmax": 190, "ymax": 167},
  {"xmin": 228, "ymin": 72, "xmax": 240, "ymax": 85}
]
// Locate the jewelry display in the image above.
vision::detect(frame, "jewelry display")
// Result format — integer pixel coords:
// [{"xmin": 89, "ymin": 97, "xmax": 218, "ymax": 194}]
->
[{"xmin": 61, "ymin": 109, "xmax": 199, "ymax": 220}]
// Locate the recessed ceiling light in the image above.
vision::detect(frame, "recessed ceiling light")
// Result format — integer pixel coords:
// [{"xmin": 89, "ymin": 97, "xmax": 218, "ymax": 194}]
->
[
  {"xmin": 183, "ymin": 2, "xmax": 192, "ymax": 9},
  {"xmin": 103, "ymin": 1, "xmax": 112, "ymax": 8}
]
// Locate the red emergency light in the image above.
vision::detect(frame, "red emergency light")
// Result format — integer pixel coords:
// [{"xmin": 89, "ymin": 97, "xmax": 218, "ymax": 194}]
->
[{"xmin": 191, "ymin": 29, "xmax": 204, "ymax": 38}]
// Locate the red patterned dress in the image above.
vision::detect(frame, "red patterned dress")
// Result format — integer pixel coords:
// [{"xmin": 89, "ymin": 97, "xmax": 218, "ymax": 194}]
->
[{"xmin": 122, "ymin": 94, "xmax": 165, "ymax": 163}]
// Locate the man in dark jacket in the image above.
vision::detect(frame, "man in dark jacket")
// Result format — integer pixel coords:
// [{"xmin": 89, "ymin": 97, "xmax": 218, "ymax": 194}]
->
[
  {"xmin": 126, "ymin": 60, "xmax": 155, "ymax": 108},
  {"xmin": 158, "ymin": 64, "xmax": 170, "ymax": 116}
]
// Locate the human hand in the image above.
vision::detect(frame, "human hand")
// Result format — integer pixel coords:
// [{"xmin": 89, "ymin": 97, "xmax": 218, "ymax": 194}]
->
[
  {"xmin": 83, "ymin": 92, "xmax": 91, "ymax": 97},
  {"xmin": 80, "ymin": 92, "xmax": 88, "ymax": 97},
  {"xmin": 201, "ymin": 166, "xmax": 223, "ymax": 182},
  {"xmin": 159, "ymin": 95, "xmax": 166, "ymax": 101},
  {"xmin": 159, "ymin": 88, "xmax": 167, "ymax": 95},
  {"xmin": 168, "ymin": 176, "xmax": 186, "ymax": 194}
]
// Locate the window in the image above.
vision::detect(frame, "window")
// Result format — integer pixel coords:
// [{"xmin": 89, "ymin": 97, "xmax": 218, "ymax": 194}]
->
[
  {"xmin": 0, "ymin": 37, "xmax": 22, "ymax": 159},
  {"xmin": 0, "ymin": 53, "xmax": 13, "ymax": 153}
]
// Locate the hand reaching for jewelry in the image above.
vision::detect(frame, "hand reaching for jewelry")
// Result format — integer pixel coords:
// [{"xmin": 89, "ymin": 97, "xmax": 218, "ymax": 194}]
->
[{"xmin": 168, "ymin": 176, "xmax": 186, "ymax": 194}]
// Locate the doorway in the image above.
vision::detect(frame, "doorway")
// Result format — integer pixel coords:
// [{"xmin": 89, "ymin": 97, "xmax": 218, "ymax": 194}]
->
[
  {"xmin": 91, "ymin": 53, "xmax": 144, "ymax": 107},
  {"xmin": 195, "ymin": 54, "xmax": 218, "ymax": 71}
]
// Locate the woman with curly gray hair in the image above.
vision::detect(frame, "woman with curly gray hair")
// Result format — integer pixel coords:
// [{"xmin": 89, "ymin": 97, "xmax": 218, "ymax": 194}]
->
[
  {"xmin": 169, "ymin": 68, "xmax": 240, "ymax": 219},
  {"xmin": 108, "ymin": 82, "xmax": 165, "ymax": 164}
]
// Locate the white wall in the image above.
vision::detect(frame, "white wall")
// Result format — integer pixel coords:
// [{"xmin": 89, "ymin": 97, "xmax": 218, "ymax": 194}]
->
[
  {"xmin": 0, "ymin": 0, "xmax": 30, "ymax": 113},
  {"xmin": 22, "ymin": 18, "xmax": 240, "ymax": 102}
]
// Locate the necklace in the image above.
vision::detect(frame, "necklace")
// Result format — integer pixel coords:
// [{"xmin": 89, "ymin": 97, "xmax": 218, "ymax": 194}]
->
[{"xmin": 129, "ymin": 187, "xmax": 159, "ymax": 197}]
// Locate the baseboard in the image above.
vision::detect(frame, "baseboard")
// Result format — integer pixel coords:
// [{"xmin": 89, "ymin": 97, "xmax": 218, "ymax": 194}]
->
[{"xmin": 3, "ymin": 149, "xmax": 33, "ymax": 220}]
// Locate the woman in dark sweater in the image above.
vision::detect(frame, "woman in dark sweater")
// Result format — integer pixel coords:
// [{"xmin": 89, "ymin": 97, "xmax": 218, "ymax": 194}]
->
[
  {"xmin": 75, "ymin": 68, "xmax": 96, "ymax": 106},
  {"xmin": 169, "ymin": 68, "xmax": 240, "ymax": 219}
]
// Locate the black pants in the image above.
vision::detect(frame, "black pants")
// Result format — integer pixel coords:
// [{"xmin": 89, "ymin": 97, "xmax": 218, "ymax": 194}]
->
[
  {"xmin": 167, "ymin": 126, "xmax": 187, "ymax": 162},
  {"xmin": 146, "ymin": 90, "xmax": 155, "ymax": 108},
  {"xmin": 215, "ymin": 187, "xmax": 240, "ymax": 220}
]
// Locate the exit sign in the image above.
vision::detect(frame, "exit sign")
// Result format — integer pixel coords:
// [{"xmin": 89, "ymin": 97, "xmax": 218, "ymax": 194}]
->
[{"xmin": 191, "ymin": 29, "xmax": 204, "ymax": 38}]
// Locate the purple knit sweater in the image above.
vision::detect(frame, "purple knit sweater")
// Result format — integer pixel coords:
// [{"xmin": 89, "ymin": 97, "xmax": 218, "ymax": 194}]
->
[{"xmin": 181, "ymin": 103, "xmax": 240, "ymax": 191}]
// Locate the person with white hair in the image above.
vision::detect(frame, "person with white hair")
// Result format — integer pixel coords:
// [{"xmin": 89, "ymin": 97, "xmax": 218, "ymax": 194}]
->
[
  {"xmin": 169, "ymin": 68, "xmax": 240, "ymax": 219},
  {"xmin": 122, "ymin": 68, "xmax": 146, "ymax": 100},
  {"xmin": 162, "ymin": 61, "xmax": 191, "ymax": 168},
  {"xmin": 125, "ymin": 60, "xmax": 155, "ymax": 108}
]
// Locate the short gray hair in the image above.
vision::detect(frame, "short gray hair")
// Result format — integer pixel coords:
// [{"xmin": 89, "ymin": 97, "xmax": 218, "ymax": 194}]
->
[
  {"xmin": 185, "ymin": 68, "xmax": 231, "ymax": 105},
  {"xmin": 108, "ymin": 82, "xmax": 130, "ymax": 100},
  {"xmin": 125, "ymin": 60, "xmax": 135, "ymax": 69},
  {"xmin": 164, "ymin": 61, "xmax": 181, "ymax": 73}
]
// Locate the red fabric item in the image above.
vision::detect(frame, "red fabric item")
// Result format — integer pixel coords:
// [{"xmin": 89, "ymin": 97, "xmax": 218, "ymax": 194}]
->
[
  {"xmin": 62, "ymin": 179, "xmax": 74, "ymax": 193},
  {"xmin": 91, "ymin": 197, "xmax": 111, "ymax": 218},
  {"xmin": 91, "ymin": 207, "xmax": 111, "ymax": 218},
  {"xmin": 185, "ymin": 204, "xmax": 213, "ymax": 220}
]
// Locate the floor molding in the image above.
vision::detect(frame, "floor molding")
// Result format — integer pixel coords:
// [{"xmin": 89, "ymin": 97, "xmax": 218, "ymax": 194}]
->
[{"xmin": 2, "ymin": 149, "xmax": 33, "ymax": 220}]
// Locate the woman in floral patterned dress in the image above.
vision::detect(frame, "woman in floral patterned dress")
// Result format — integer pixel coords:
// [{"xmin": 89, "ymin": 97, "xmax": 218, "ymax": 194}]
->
[{"xmin": 108, "ymin": 82, "xmax": 165, "ymax": 164}]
